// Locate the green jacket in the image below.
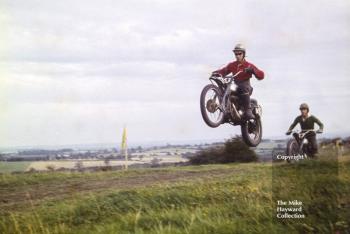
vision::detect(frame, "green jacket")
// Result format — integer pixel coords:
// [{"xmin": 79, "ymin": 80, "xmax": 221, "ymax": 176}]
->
[{"xmin": 288, "ymin": 115, "xmax": 324, "ymax": 131}]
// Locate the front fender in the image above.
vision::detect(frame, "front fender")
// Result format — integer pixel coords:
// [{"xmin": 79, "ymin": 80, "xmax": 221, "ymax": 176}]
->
[{"xmin": 209, "ymin": 78, "xmax": 226, "ymax": 94}]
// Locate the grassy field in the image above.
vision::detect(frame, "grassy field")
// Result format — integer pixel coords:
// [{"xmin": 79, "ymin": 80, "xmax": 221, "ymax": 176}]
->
[
  {"xmin": 0, "ymin": 162, "xmax": 31, "ymax": 173},
  {"xmin": 0, "ymin": 157, "xmax": 349, "ymax": 233}
]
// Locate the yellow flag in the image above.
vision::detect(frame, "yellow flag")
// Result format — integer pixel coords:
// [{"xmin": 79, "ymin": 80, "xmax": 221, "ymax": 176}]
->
[{"xmin": 121, "ymin": 127, "xmax": 127, "ymax": 149}]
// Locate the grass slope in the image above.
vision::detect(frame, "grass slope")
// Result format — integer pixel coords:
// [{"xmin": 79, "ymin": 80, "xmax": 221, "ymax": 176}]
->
[{"xmin": 0, "ymin": 160, "xmax": 349, "ymax": 234}]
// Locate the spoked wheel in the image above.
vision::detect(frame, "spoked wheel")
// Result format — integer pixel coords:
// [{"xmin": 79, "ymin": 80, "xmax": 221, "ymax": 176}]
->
[
  {"xmin": 200, "ymin": 84, "xmax": 224, "ymax": 128},
  {"xmin": 241, "ymin": 117, "xmax": 262, "ymax": 147},
  {"xmin": 287, "ymin": 139, "xmax": 300, "ymax": 155},
  {"xmin": 286, "ymin": 139, "xmax": 300, "ymax": 163}
]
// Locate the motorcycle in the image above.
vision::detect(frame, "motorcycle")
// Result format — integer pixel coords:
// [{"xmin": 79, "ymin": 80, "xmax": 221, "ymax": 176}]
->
[
  {"xmin": 200, "ymin": 71, "xmax": 263, "ymax": 147},
  {"xmin": 286, "ymin": 129, "xmax": 322, "ymax": 161}
]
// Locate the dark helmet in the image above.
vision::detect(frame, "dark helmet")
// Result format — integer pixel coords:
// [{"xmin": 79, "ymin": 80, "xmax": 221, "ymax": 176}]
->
[
  {"xmin": 299, "ymin": 103, "xmax": 309, "ymax": 111},
  {"xmin": 233, "ymin": 43, "xmax": 246, "ymax": 53}
]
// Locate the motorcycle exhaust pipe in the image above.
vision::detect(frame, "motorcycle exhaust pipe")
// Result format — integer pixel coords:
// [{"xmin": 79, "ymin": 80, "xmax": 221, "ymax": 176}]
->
[{"xmin": 230, "ymin": 103, "xmax": 241, "ymax": 121}]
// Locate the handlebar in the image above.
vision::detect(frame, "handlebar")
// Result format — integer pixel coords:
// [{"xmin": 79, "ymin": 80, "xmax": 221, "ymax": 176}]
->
[
  {"xmin": 210, "ymin": 71, "xmax": 243, "ymax": 83},
  {"xmin": 287, "ymin": 129, "xmax": 323, "ymax": 137},
  {"xmin": 292, "ymin": 129, "xmax": 322, "ymax": 134}
]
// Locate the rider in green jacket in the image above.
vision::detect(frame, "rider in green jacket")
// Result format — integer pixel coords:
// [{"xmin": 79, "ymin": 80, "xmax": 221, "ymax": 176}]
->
[{"xmin": 286, "ymin": 103, "xmax": 324, "ymax": 156}]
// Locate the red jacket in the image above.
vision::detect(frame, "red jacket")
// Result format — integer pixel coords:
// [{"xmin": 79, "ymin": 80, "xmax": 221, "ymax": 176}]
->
[{"xmin": 214, "ymin": 60, "xmax": 264, "ymax": 81}]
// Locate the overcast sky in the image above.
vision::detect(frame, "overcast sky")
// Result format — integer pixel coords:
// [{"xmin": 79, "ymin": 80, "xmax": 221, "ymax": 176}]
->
[{"xmin": 0, "ymin": 0, "xmax": 349, "ymax": 147}]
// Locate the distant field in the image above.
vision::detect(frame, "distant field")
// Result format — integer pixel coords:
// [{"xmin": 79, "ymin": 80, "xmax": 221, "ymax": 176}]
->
[
  {"xmin": 27, "ymin": 160, "xmax": 145, "ymax": 171},
  {"xmin": 0, "ymin": 161, "xmax": 31, "ymax": 173},
  {"xmin": 0, "ymin": 157, "xmax": 187, "ymax": 173}
]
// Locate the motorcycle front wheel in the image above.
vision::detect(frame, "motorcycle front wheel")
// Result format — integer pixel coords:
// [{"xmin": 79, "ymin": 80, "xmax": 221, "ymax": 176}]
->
[
  {"xmin": 200, "ymin": 84, "xmax": 224, "ymax": 128},
  {"xmin": 241, "ymin": 117, "xmax": 262, "ymax": 147},
  {"xmin": 286, "ymin": 139, "xmax": 300, "ymax": 163},
  {"xmin": 286, "ymin": 139, "xmax": 300, "ymax": 155}
]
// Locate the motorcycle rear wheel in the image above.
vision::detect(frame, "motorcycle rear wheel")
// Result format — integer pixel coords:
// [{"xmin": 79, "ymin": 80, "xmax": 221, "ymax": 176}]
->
[{"xmin": 241, "ymin": 117, "xmax": 262, "ymax": 147}]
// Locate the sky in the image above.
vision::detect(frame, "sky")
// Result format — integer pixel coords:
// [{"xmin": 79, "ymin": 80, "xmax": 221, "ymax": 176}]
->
[{"xmin": 0, "ymin": 0, "xmax": 349, "ymax": 147}]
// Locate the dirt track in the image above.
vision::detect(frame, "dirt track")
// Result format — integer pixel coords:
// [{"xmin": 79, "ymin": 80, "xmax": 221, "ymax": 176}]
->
[{"xmin": 0, "ymin": 167, "xmax": 246, "ymax": 212}]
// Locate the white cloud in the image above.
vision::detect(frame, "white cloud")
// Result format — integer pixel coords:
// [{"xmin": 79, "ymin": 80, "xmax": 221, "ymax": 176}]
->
[{"xmin": 0, "ymin": 0, "xmax": 349, "ymax": 147}]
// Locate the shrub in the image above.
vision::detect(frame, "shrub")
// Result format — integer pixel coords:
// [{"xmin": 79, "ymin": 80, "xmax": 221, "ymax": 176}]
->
[
  {"xmin": 189, "ymin": 136, "xmax": 257, "ymax": 165},
  {"xmin": 75, "ymin": 161, "xmax": 84, "ymax": 172},
  {"xmin": 46, "ymin": 165, "xmax": 56, "ymax": 171},
  {"xmin": 28, "ymin": 167, "xmax": 37, "ymax": 173}
]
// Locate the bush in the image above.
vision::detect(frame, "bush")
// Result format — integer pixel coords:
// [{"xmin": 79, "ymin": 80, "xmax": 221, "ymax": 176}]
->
[
  {"xmin": 75, "ymin": 161, "xmax": 84, "ymax": 172},
  {"xmin": 46, "ymin": 165, "xmax": 56, "ymax": 171},
  {"xmin": 189, "ymin": 136, "xmax": 257, "ymax": 165},
  {"xmin": 28, "ymin": 167, "xmax": 37, "ymax": 173}
]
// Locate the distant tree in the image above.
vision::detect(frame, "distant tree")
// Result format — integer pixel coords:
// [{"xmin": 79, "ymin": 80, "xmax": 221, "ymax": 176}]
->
[
  {"xmin": 151, "ymin": 157, "xmax": 162, "ymax": 167},
  {"xmin": 101, "ymin": 158, "xmax": 112, "ymax": 171},
  {"xmin": 75, "ymin": 161, "xmax": 84, "ymax": 172},
  {"xmin": 104, "ymin": 158, "xmax": 111, "ymax": 166},
  {"xmin": 130, "ymin": 148, "xmax": 136, "ymax": 153},
  {"xmin": 182, "ymin": 152, "xmax": 195, "ymax": 159},
  {"xmin": 61, "ymin": 148, "xmax": 73, "ymax": 152}
]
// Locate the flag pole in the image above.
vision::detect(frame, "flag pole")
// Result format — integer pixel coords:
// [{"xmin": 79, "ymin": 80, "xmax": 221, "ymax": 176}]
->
[
  {"xmin": 125, "ymin": 145, "xmax": 128, "ymax": 170},
  {"xmin": 121, "ymin": 126, "xmax": 128, "ymax": 170}
]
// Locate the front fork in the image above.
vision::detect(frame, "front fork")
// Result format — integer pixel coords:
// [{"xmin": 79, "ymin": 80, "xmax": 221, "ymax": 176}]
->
[
  {"xmin": 292, "ymin": 133, "xmax": 304, "ymax": 154},
  {"xmin": 219, "ymin": 83, "xmax": 232, "ymax": 114}
]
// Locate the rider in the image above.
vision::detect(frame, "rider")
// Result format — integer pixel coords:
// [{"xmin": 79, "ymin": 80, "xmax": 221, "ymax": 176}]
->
[
  {"xmin": 212, "ymin": 43, "xmax": 265, "ymax": 119},
  {"xmin": 286, "ymin": 103, "xmax": 324, "ymax": 156}
]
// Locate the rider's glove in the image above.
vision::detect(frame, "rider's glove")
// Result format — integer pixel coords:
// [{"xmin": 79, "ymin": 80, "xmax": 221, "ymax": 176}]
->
[
  {"xmin": 286, "ymin": 130, "xmax": 292, "ymax": 135},
  {"xmin": 316, "ymin": 129, "xmax": 323, "ymax": 134},
  {"xmin": 244, "ymin": 67, "xmax": 254, "ymax": 74}
]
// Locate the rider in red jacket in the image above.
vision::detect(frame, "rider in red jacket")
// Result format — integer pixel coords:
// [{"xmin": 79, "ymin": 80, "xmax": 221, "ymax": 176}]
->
[{"xmin": 213, "ymin": 44, "xmax": 264, "ymax": 119}]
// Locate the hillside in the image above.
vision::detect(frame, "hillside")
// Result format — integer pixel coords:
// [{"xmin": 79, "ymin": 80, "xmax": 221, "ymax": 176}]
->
[{"xmin": 1, "ymin": 159, "xmax": 349, "ymax": 233}]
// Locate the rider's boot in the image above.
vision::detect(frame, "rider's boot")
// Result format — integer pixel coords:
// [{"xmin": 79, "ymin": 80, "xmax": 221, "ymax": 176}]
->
[
  {"xmin": 241, "ymin": 95, "xmax": 254, "ymax": 120},
  {"xmin": 243, "ymin": 108, "xmax": 254, "ymax": 120}
]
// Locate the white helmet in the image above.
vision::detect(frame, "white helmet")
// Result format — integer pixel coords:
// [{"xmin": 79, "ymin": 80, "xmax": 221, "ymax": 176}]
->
[{"xmin": 233, "ymin": 43, "xmax": 246, "ymax": 53}]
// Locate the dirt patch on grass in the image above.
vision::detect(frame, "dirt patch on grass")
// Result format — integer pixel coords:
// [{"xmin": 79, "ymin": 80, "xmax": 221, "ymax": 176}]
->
[{"xmin": 0, "ymin": 167, "xmax": 246, "ymax": 212}]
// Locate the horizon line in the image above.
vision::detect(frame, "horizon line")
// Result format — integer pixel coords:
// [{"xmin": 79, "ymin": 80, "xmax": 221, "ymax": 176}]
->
[{"xmin": 1, "ymin": 133, "xmax": 349, "ymax": 151}]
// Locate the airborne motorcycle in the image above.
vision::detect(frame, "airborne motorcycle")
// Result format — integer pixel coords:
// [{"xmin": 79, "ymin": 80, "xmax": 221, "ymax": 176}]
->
[{"xmin": 200, "ymin": 71, "xmax": 263, "ymax": 147}]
